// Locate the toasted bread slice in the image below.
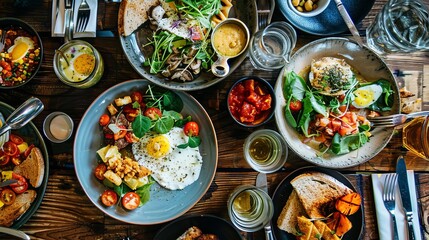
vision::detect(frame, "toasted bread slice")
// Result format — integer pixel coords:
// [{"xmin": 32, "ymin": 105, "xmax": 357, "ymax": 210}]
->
[
  {"xmin": 14, "ymin": 147, "xmax": 45, "ymax": 188},
  {"xmin": 277, "ymin": 190, "xmax": 307, "ymax": 235},
  {"xmin": 291, "ymin": 172, "xmax": 353, "ymax": 219},
  {"xmin": 118, "ymin": 0, "xmax": 160, "ymax": 36},
  {"xmin": 297, "ymin": 216, "xmax": 321, "ymax": 240},
  {"xmin": 177, "ymin": 226, "xmax": 202, "ymax": 240},
  {"xmin": 314, "ymin": 220, "xmax": 340, "ymax": 240},
  {"xmin": 0, "ymin": 190, "xmax": 37, "ymax": 227}
]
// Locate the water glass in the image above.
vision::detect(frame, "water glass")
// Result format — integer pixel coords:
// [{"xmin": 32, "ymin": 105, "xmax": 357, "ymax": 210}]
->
[
  {"xmin": 366, "ymin": 0, "xmax": 429, "ymax": 55},
  {"xmin": 248, "ymin": 21, "xmax": 297, "ymax": 70}
]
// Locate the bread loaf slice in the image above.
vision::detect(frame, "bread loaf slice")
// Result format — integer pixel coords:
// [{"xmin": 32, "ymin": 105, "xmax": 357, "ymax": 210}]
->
[
  {"xmin": 0, "ymin": 190, "xmax": 37, "ymax": 227},
  {"xmin": 118, "ymin": 0, "xmax": 160, "ymax": 36},
  {"xmin": 296, "ymin": 216, "xmax": 321, "ymax": 240},
  {"xmin": 277, "ymin": 190, "xmax": 307, "ymax": 235},
  {"xmin": 314, "ymin": 220, "xmax": 340, "ymax": 240},
  {"xmin": 291, "ymin": 172, "xmax": 353, "ymax": 219},
  {"xmin": 14, "ymin": 147, "xmax": 45, "ymax": 188}
]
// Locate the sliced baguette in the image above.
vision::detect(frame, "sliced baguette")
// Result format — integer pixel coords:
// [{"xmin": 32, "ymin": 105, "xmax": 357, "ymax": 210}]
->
[
  {"xmin": 296, "ymin": 216, "xmax": 321, "ymax": 240},
  {"xmin": 118, "ymin": 0, "xmax": 160, "ymax": 36},
  {"xmin": 291, "ymin": 172, "xmax": 353, "ymax": 219},
  {"xmin": 14, "ymin": 147, "xmax": 45, "ymax": 188},
  {"xmin": 314, "ymin": 220, "xmax": 340, "ymax": 240},
  {"xmin": 277, "ymin": 190, "xmax": 307, "ymax": 235},
  {"xmin": 0, "ymin": 190, "xmax": 37, "ymax": 227}
]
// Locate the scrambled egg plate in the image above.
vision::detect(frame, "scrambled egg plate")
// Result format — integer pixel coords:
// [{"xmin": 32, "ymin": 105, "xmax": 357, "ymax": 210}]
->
[
  {"xmin": 7, "ymin": 36, "xmax": 35, "ymax": 62},
  {"xmin": 132, "ymin": 127, "xmax": 203, "ymax": 190},
  {"xmin": 309, "ymin": 57, "xmax": 354, "ymax": 96}
]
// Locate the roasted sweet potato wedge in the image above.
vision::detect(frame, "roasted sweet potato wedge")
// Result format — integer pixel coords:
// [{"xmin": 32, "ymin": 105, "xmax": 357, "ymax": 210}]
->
[
  {"xmin": 326, "ymin": 212, "xmax": 352, "ymax": 236},
  {"xmin": 335, "ymin": 192, "xmax": 362, "ymax": 215}
]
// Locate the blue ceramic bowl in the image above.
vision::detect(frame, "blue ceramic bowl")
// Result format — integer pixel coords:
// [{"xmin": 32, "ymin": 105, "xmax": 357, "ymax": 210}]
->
[{"xmin": 73, "ymin": 79, "xmax": 218, "ymax": 224}]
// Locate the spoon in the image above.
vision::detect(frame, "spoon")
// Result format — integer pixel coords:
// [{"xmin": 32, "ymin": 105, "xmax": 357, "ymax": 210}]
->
[
  {"xmin": 0, "ymin": 97, "xmax": 44, "ymax": 146},
  {"xmin": 55, "ymin": 49, "xmax": 70, "ymax": 66},
  {"xmin": 0, "ymin": 226, "xmax": 30, "ymax": 240}
]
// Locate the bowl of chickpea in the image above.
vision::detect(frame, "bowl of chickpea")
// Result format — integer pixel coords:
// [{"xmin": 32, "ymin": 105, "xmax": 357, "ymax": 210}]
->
[{"xmin": 287, "ymin": 0, "xmax": 331, "ymax": 17}]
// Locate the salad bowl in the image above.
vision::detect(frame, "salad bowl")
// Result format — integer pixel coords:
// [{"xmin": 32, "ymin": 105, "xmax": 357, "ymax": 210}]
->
[
  {"xmin": 274, "ymin": 37, "xmax": 400, "ymax": 168},
  {"xmin": 74, "ymin": 79, "xmax": 218, "ymax": 224}
]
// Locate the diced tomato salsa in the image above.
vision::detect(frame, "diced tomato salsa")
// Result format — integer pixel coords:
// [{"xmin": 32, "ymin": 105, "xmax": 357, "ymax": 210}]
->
[{"xmin": 228, "ymin": 79, "xmax": 272, "ymax": 124}]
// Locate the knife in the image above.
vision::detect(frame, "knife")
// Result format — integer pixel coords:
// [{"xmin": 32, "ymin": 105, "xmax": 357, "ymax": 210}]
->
[
  {"xmin": 0, "ymin": 179, "xmax": 17, "ymax": 188},
  {"xmin": 396, "ymin": 156, "xmax": 415, "ymax": 240},
  {"xmin": 333, "ymin": 0, "xmax": 364, "ymax": 47},
  {"xmin": 256, "ymin": 172, "xmax": 274, "ymax": 240}
]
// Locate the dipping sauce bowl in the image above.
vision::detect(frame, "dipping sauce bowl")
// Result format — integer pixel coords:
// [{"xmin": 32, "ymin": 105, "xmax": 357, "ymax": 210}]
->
[
  {"xmin": 53, "ymin": 40, "xmax": 104, "ymax": 88},
  {"xmin": 211, "ymin": 18, "xmax": 250, "ymax": 77},
  {"xmin": 43, "ymin": 112, "xmax": 74, "ymax": 143}
]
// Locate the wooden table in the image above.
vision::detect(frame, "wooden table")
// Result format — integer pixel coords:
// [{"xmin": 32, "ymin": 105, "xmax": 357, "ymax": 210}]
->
[{"xmin": 1, "ymin": 0, "xmax": 429, "ymax": 239}]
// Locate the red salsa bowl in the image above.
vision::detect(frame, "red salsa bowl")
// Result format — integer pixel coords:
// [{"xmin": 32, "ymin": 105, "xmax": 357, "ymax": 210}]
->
[{"xmin": 227, "ymin": 76, "xmax": 276, "ymax": 127}]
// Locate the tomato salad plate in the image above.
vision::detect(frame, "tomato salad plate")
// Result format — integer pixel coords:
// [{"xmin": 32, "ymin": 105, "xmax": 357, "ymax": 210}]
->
[
  {"xmin": 74, "ymin": 79, "xmax": 217, "ymax": 224},
  {"xmin": 0, "ymin": 101, "xmax": 49, "ymax": 228},
  {"xmin": 274, "ymin": 37, "xmax": 400, "ymax": 168},
  {"xmin": 119, "ymin": 0, "xmax": 257, "ymax": 91},
  {"xmin": 272, "ymin": 166, "xmax": 364, "ymax": 240}
]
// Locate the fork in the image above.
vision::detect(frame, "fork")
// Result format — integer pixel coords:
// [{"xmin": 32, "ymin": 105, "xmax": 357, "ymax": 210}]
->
[
  {"xmin": 257, "ymin": 0, "xmax": 275, "ymax": 30},
  {"xmin": 0, "ymin": 28, "xmax": 6, "ymax": 52},
  {"xmin": 383, "ymin": 173, "xmax": 399, "ymax": 240},
  {"xmin": 369, "ymin": 111, "xmax": 429, "ymax": 127},
  {"xmin": 76, "ymin": 0, "xmax": 91, "ymax": 33}
]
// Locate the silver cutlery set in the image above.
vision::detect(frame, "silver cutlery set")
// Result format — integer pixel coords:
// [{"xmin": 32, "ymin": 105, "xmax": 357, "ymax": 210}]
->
[
  {"xmin": 56, "ymin": 0, "xmax": 91, "ymax": 33},
  {"xmin": 383, "ymin": 156, "xmax": 416, "ymax": 239}
]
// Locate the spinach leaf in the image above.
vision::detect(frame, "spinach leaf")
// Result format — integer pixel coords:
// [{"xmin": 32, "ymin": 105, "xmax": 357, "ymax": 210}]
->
[
  {"xmin": 175, "ymin": 115, "xmax": 192, "ymax": 128},
  {"xmin": 308, "ymin": 91, "xmax": 328, "ymax": 117},
  {"xmin": 284, "ymin": 71, "xmax": 306, "ymax": 101},
  {"xmin": 163, "ymin": 110, "xmax": 183, "ymax": 121},
  {"xmin": 163, "ymin": 91, "xmax": 183, "ymax": 112},
  {"xmin": 136, "ymin": 179, "xmax": 154, "ymax": 206},
  {"xmin": 297, "ymin": 94, "xmax": 313, "ymax": 128},
  {"xmin": 331, "ymin": 132, "xmax": 369, "ymax": 155},
  {"xmin": 154, "ymin": 116, "xmax": 175, "ymax": 134},
  {"xmin": 366, "ymin": 79, "xmax": 394, "ymax": 112},
  {"xmin": 114, "ymin": 183, "xmax": 132, "ymax": 197},
  {"xmin": 132, "ymin": 114, "xmax": 152, "ymax": 138},
  {"xmin": 284, "ymin": 96, "xmax": 297, "ymax": 128},
  {"xmin": 188, "ymin": 136, "xmax": 201, "ymax": 148}
]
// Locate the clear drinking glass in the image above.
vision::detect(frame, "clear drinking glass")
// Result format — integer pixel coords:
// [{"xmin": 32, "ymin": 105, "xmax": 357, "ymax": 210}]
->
[
  {"xmin": 366, "ymin": 0, "xmax": 429, "ymax": 55},
  {"xmin": 248, "ymin": 21, "xmax": 297, "ymax": 70},
  {"xmin": 402, "ymin": 115, "xmax": 429, "ymax": 160}
]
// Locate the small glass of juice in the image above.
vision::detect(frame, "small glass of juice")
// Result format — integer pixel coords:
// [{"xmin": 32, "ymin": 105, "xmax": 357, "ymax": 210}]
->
[
  {"xmin": 243, "ymin": 129, "xmax": 288, "ymax": 173},
  {"xmin": 43, "ymin": 112, "xmax": 74, "ymax": 143},
  {"xmin": 402, "ymin": 115, "xmax": 429, "ymax": 160}
]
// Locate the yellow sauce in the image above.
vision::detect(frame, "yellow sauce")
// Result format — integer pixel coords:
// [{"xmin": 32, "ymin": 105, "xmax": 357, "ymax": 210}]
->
[{"xmin": 213, "ymin": 23, "xmax": 247, "ymax": 57}]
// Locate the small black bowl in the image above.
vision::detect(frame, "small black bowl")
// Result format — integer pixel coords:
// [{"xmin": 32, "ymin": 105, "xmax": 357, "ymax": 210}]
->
[
  {"xmin": 0, "ymin": 18, "xmax": 43, "ymax": 89},
  {"xmin": 227, "ymin": 76, "xmax": 276, "ymax": 127},
  {"xmin": 154, "ymin": 214, "xmax": 242, "ymax": 240}
]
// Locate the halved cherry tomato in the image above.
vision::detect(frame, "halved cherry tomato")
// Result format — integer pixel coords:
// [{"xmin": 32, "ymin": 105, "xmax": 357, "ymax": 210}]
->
[
  {"xmin": 23, "ymin": 144, "xmax": 35, "ymax": 159},
  {"xmin": 3, "ymin": 141, "xmax": 18, "ymax": 156},
  {"xmin": 100, "ymin": 189, "xmax": 118, "ymax": 207},
  {"xmin": 122, "ymin": 192, "xmax": 140, "ymax": 210},
  {"xmin": 183, "ymin": 121, "xmax": 199, "ymax": 137},
  {"xmin": 99, "ymin": 114, "xmax": 110, "ymax": 126},
  {"xmin": 9, "ymin": 134, "xmax": 24, "ymax": 145},
  {"xmin": 144, "ymin": 107, "xmax": 162, "ymax": 120},
  {"xmin": 113, "ymin": 126, "xmax": 127, "ymax": 140},
  {"xmin": 10, "ymin": 173, "xmax": 29, "ymax": 194},
  {"xmin": 94, "ymin": 164, "xmax": 107, "ymax": 181},
  {"xmin": 131, "ymin": 91, "xmax": 143, "ymax": 103},
  {"xmin": 0, "ymin": 150, "xmax": 10, "ymax": 166},
  {"xmin": 289, "ymin": 99, "xmax": 302, "ymax": 112},
  {"xmin": 0, "ymin": 189, "xmax": 16, "ymax": 205},
  {"xmin": 125, "ymin": 132, "xmax": 138, "ymax": 143}
]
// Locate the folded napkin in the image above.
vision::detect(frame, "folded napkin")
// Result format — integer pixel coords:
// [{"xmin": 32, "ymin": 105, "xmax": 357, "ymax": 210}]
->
[
  {"xmin": 51, "ymin": 0, "xmax": 98, "ymax": 38},
  {"xmin": 371, "ymin": 171, "xmax": 422, "ymax": 240}
]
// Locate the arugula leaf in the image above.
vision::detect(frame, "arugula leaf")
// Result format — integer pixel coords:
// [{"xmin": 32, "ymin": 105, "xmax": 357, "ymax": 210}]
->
[
  {"xmin": 154, "ymin": 116, "xmax": 175, "ymax": 134},
  {"xmin": 132, "ymin": 114, "xmax": 152, "ymax": 138}
]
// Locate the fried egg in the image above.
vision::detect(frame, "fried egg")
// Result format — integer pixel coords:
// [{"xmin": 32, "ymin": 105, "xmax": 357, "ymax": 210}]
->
[
  {"xmin": 60, "ymin": 44, "xmax": 95, "ymax": 82},
  {"xmin": 309, "ymin": 57, "xmax": 354, "ymax": 96},
  {"xmin": 132, "ymin": 127, "xmax": 203, "ymax": 190},
  {"xmin": 7, "ymin": 36, "xmax": 35, "ymax": 62},
  {"xmin": 351, "ymin": 84, "xmax": 383, "ymax": 108}
]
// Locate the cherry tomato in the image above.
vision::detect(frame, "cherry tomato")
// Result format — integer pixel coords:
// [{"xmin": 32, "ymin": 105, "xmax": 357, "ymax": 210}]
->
[
  {"xmin": 9, "ymin": 134, "xmax": 24, "ymax": 145},
  {"xmin": 131, "ymin": 91, "xmax": 144, "ymax": 103},
  {"xmin": 183, "ymin": 121, "xmax": 199, "ymax": 136},
  {"xmin": 23, "ymin": 144, "xmax": 35, "ymax": 159},
  {"xmin": 100, "ymin": 189, "xmax": 118, "ymax": 207},
  {"xmin": 122, "ymin": 192, "xmax": 140, "ymax": 210},
  {"xmin": 289, "ymin": 99, "xmax": 302, "ymax": 112},
  {"xmin": 104, "ymin": 133, "xmax": 114, "ymax": 139},
  {"xmin": 0, "ymin": 150, "xmax": 10, "ymax": 166},
  {"xmin": 3, "ymin": 141, "xmax": 18, "ymax": 156},
  {"xmin": 144, "ymin": 107, "xmax": 162, "ymax": 120},
  {"xmin": 10, "ymin": 173, "xmax": 29, "ymax": 194},
  {"xmin": 0, "ymin": 189, "xmax": 16, "ymax": 205},
  {"xmin": 113, "ymin": 126, "xmax": 127, "ymax": 140},
  {"xmin": 99, "ymin": 114, "xmax": 110, "ymax": 126},
  {"xmin": 94, "ymin": 164, "xmax": 107, "ymax": 181},
  {"xmin": 125, "ymin": 132, "xmax": 138, "ymax": 143}
]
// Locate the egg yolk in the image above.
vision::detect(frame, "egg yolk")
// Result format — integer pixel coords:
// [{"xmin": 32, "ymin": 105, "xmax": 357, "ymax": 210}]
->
[
  {"xmin": 11, "ymin": 42, "xmax": 30, "ymax": 61},
  {"xmin": 353, "ymin": 89, "xmax": 375, "ymax": 107},
  {"xmin": 73, "ymin": 53, "xmax": 95, "ymax": 75},
  {"xmin": 146, "ymin": 135, "xmax": 170, "ymax": 158}
]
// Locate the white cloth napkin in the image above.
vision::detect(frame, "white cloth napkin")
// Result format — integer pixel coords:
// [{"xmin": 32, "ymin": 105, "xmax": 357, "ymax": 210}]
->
[
  {"xmin": 371, "ymin": 171, "xmax": 422, "ymax": 240},
  {"xmin": 51, "ymin": 0, "xmax": 97, "ymax": 38}
]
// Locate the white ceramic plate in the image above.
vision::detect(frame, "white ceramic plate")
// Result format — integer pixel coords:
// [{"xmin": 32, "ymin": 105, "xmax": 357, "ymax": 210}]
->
[
  {"xmin": 74, "ymin": 79, "xmax": 218, "ymax": 224},
  {"xmin": 274, "ymin": 37, "xmax": 400, "ymax": 168}
]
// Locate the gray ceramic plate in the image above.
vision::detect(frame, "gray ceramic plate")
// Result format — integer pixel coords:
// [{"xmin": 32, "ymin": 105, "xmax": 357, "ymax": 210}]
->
[
  {"xmin": 74, "ymin": 79, "xmax": 218, "ymax": 224},
  {"xmin": 119, "ymin": 1, "xmax": 257, "ymax": 91},
  {"xmin": 274, "ymin": 37, "xmax": 400, "ymax": 168}
]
